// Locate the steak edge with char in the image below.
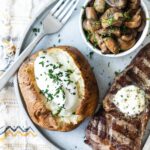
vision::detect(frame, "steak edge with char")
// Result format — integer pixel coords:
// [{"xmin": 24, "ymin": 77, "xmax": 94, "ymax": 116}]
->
[{"xmin": 86, "ymin": 43, "xmax": 150, "ymax": 150}]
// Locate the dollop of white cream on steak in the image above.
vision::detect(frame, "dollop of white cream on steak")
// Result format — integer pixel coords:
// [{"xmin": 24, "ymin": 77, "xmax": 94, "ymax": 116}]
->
[
  {"xmin": 34, "ymin": 49, "xmax": 84, "ymax": 124},
  {"xmin": 113, "ymin": 85, "xmax": 146, "ymax": 117}
]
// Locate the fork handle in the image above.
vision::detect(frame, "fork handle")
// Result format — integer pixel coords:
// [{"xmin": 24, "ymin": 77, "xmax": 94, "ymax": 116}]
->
[{"xmin": 0, "ymin": 33, "xmax": 45, "ymax": 91}]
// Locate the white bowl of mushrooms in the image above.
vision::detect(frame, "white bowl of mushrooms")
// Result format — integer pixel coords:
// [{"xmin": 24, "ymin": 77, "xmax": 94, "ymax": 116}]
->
[{"xmin": 80, "ymin": 0, "xmax": 150, "ymax": 57}]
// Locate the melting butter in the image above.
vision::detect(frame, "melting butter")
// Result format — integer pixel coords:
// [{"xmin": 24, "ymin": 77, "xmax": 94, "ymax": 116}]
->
[{"xmin": 113, "ymin": 85, "xmax": 146, "ymax": 117}]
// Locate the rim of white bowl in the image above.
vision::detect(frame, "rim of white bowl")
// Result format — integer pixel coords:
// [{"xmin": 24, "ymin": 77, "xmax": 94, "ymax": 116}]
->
[{"xmin": 79, "ymin": 1, "xmax": 150, "ymax": 58}]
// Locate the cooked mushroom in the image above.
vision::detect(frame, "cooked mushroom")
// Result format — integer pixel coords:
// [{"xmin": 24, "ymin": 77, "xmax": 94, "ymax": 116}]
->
[
  {"xmin": 114, "ymin": 12, "xmax": 124, "ymax": 20},
  {"xmin": 101, "ymin": 8, "xmax": 123, "ymax": 28},
  {"xmin": 90, "ymin": 33, "xmax": 102, "ymax": 46},
  {"xmin": 123, "ymin": 10, "xmax": 132, "ymax": 21},
  {"xmin": 111, "ymin": 28, "xmax": 121, "ymax": 37},
  {"xmin": 125, "ymin": 9, "xmax": 142, "ymax": 28},
  {"xmin": 106, "ymin": 0, "xmax": 127, "ymax": 9},
  {"xmin": 86, "ymin": 7, "xmax": 97, "ymax": 20},
  {"xmin": 129, "ymin": 0, "xmax": 140, "ymax": 10},
  {"xmin": 118, "ymin": 38, "xmax": 136, "ymax": 50},
  {"xmin": 121, "ymin": 34, "xmax": 134, "ymax": 41},
  {"xmin": 100, "ymin": 43, "xmax": 111, "ymax": 54},
  {"xmin": 97, "ymin": 28, "xmax": 121, "ymax": 37},
  {"xmin": 83, "ymin": 20, "xmax": 101, "ymax": 32},
  {"xmin": 104, "ymin": 37, "xmax": 119, "ymax": 54},
  {"xmin": 94, "ymin": 0, "xmax": 106, "ymax": 13},
  {"xmin": 82, "ymin": 0, "xmax": 145, "ymax": 54},
  {"xmin": 90, "ymin": 33, "xmax": 110, "ymax": 54},
  {"xmin": 121, "ymin": 29, "xmax": 137, "ymax": 41}
]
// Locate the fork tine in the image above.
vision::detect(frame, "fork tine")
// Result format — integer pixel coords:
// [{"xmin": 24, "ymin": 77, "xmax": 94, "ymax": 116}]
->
[
  {"xmin": 53, "ymin": 0, "xmax": 70, "ymax": 18},
  {"xmin": 58, "ymin": 0, "xmax": 78, "ymax": 23},
  {"xmin": 61, "ymin": 0, "xmax": 79, "ymax": 24},
  {"xmin": 50, "ymin": 0, "xmax": 64, "ymax": 15}
]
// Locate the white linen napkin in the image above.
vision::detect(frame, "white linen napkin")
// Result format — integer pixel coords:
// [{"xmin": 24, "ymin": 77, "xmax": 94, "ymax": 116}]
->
[{"xmin": 0, "ymin": 0, "xmax": 57, "ymax": 149}]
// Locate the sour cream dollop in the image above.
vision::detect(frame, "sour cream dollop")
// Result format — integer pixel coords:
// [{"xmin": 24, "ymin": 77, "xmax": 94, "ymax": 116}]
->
[
  {"xmin": 113, "ymin": 85, "xmax": 146, "ymax": 117},
  {"xmin": 34, "ymin": 50, "xmax": 84, "ymax": 123}
]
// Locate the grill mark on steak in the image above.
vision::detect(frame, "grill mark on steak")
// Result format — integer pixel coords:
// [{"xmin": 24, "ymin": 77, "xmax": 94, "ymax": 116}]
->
[
  {"xmin": 143, "ymin": 58, "xmax": 150, "ymax": 68},
  {"xmin": 111, "ymin": 123, "xmax": 138, "ymax": 140},
  {"xmin": 145, "ymin": 89, "xmax": 150, "ymax": 100},
  {"xmin": 97, "ymin": 117, "xmax": 107, "ymax": 139},
  {"xmin": 106, "ymin": 116, "xmax": 132, "ymax": 146},
  {"xmin": 126, "ymin": 68, "xmax": 145, "ymax": 87},
  {"xmin": 133, "ymin": 66, "xmax": 150, "ymax": 87},
  {"xmin": 87, "ymin": 113, "xmax": 141, "ymax": 149},
  {"xmin": 110, "ymin": 111, "xmax": 142, "ymax": 129},
  {"xmin": 108, "ymin": 130, "xmax": 132, "ymax": 145},
  {"xmin": 88, "ymin": 113, "xmax": 135, "ymax": 149},
  {"xmin": 145, "ymin": 50, "xmax": 150, "ymax": 59},
  {"xmin": 135, "ymin": 60, "xmax": 150, "ymax": 77},
  {"xmin": 103, "ymin": 95, "xmax": 116, "ymax": 112},
  {"xmin": 115, "ymin": 74, "xmax": 133, "ymax": 87},
  {"xmin": 86, "ymin": 43, "xmax": 150, "ymax": 150},
  {"xmin": 111, "ymin": 145, "xmax": 133, "ymax": 150},
  {"xmin": 106, "ymin": 114, "xmax": 139, "ymax": 139},
  {"xmin": 86, "ymin": 137, "xmax": 111, "ymax": 150},
  {"xmin": 109, "ymin": 83, "xmax": 122, "ymax": 94},
  {"xmin": 91, "ymin": 117, "xmax": 100, "ymax": 135}
]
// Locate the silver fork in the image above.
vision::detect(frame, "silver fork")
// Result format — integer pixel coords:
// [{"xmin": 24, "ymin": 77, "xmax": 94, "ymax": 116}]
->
[{"xmin": 0, "ymin": 0, "xmax": 79, "ymax": 90}]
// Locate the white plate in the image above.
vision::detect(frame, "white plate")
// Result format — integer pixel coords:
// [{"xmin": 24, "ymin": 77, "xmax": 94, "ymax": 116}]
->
[{"xmin": 14, "ymin": 0, "xmax": 150, "ymax": 150}]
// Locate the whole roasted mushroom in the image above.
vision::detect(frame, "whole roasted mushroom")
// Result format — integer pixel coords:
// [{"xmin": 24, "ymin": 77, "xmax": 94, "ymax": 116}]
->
[
  {"xmin": 121, "ymin": 30, "xmax": 137, "ymax": 41},
  {"xmin": 90, "ymin": 33, "xmax": 102, "ymax": 46},
  {"xmin": 90, "ymin": 33, "xmax": 110, "ymax": 54},
  {"xmin": 121, "ymin": 34, "xmax": 134, "ymax": 41},
  {"xmin": 106, "ymin": 0, "xmax": 127, "ymax": 9},
  {"xmin": 101, "ymin": 8, "xmax": 123, "ymax": 28},
  {"xmin": 125, "ymin": 9, "xmax": 142, "ymax": 28},
  {"xmin": 104, "ymin": 37, "xmax": 119, "ymax": 54},
  {"xmin": 94, "ymin": 0, "xmax": 106, "ymax": 13},
  {"xmin": 129, "ymin": 0, "xmax": 140, "ymax": 10},
  {"xmin": 118, "ymin": 38, "xmax": 136, "ymax": 50},
  {"xmin": 83, "ymin": 20, "xmax": 101, "ymax": 32},
  {"xmin": 86, "ymin": 7, "xmax": 97, "ymax": 20},
  {"xmin": 97, "ymin": 28, "xmax": 121, "ymax": 37}
]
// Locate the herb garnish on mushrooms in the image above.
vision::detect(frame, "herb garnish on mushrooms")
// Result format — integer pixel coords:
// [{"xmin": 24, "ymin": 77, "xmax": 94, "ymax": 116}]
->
[{"xmin": 82, "ymin": 0, "xmax": 145, "ymax": 54}]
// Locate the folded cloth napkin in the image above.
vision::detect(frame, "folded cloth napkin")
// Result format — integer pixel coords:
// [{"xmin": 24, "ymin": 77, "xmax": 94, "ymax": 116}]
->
[{"xmin": 0, "ymin": 0, "xmax": 57, "ymax": 149}]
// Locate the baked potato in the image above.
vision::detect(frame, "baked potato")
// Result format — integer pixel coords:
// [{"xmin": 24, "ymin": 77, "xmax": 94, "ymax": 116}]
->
[{"xmin": 18, "ymin": 46, "xmax": 99, "ymax": 131}]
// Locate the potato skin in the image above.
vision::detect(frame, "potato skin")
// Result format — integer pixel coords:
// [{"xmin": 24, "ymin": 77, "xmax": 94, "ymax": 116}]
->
[{"xmin": 18, "ymin": 46, "xmax": 99, "ymax": 131}]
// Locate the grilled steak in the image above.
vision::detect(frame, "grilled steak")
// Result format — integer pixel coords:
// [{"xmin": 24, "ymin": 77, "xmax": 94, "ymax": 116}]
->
[{"xmin": 85, "ymin": 43, "xmax": 150, "ymax": 150}]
